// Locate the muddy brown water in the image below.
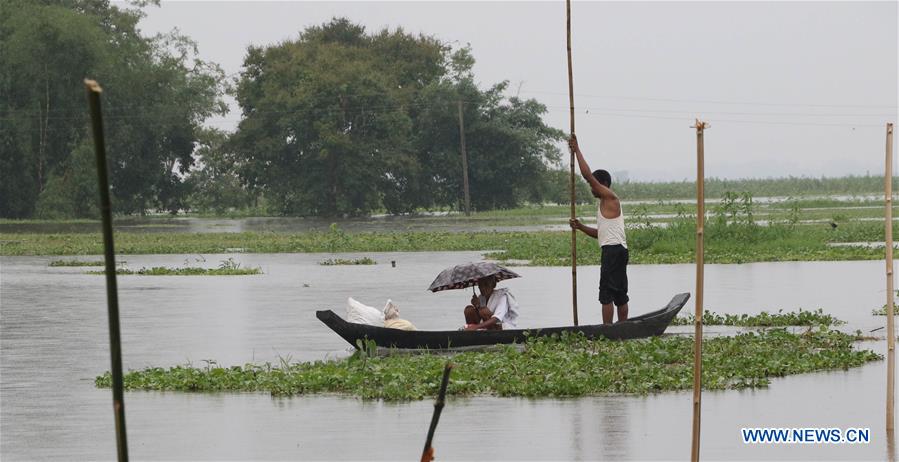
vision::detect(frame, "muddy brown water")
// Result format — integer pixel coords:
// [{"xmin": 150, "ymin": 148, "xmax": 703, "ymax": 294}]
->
[{"xmin": 1, "ymin": 253, "xmax": 894, "ymax": 460}]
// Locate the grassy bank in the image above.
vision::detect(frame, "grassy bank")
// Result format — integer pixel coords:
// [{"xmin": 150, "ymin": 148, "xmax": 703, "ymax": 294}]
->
[
  {"xmin": 2, "ymin": 220, "xmax": 893, "ymax": 265},
  {"xmin": 95, "ymin": 328, "xmax": 879, "ymax": 400}
]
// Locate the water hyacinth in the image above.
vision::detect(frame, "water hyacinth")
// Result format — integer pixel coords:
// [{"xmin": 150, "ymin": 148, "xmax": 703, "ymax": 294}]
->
[
  {"xmin": 97, "ymin": 328, "xmax": 879, "ymax": 401},
  {"xmin": 2, "ymin": 219, "xmax": 893, "ymax": 265},
  {"xmin": 87, "ymin": 259, "xmax": 261, "ymax": 276},
  {"xmin": 319, "ymin": 257, "xmax": 377, "ymax": 266},
  {"xmin": 48, "ymin": 259, "xmax": 105, "ymax": 267},
  {"xmin": 671, "ymin": 308, "xmax": 844, "ymax": 327}
]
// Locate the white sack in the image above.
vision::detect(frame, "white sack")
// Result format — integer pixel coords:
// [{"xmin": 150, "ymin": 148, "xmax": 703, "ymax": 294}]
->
[{"xmin": 346, "ymin": 297, "xmax": 384, "ymax": 326}]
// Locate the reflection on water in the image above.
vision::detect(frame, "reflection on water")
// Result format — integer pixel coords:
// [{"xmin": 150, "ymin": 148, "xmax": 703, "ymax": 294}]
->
[{"xmin": 1, "ymin": 254, "xmax": 895, "ymax": 460}]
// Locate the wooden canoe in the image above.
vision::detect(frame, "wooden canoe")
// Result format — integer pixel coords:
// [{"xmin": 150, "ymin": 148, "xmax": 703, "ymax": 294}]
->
[{"xmin": 317, "ymin": 292, "xmax": 690, "ymax": 350}]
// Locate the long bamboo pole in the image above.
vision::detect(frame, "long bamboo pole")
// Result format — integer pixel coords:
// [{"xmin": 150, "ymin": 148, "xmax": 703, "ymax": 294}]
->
[
  {"xmin": 421, "ymin": 362, "xmax": 453, "ymax": 462},
  {"xmin": 565, "ymin": 0, "xmax": 578, "ymax": 326},
  {"xmin": 691, "ymin": 119, "xmax": 707, "ymax": 462},
  {"xmin": 887, "ymin": 122, "xmax": 895, "ymax": 432},
  {"xmin": 85, "ymin": 79, "xmax": 129, "ymax": 462}
]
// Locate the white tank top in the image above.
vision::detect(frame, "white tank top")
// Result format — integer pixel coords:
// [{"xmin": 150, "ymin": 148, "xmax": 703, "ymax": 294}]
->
[{"xmin": 597, "ymin": 202, "xmax": 627, "ymax": 248}]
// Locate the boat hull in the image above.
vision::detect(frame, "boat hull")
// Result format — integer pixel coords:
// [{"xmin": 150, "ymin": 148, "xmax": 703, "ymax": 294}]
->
[{"xmin": 316, "ymin": 293, "xmax": 690, "ymax": 350}]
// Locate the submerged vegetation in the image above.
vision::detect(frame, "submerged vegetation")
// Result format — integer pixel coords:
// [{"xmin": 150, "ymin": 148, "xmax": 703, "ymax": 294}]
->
[
  {"xmin": 319, "ymin": 257, "xmax": 377, "ymax": 266},
  {"xmin": 96, "ymin": 329, "xmax": 879, "ymax": 400},
  {"xmin": 2, "ymin": 219, "xmax": 892, "ymax": 265},
  {"xmin": 4, "ymin": 190, "xmax": 896, "ymax": 267},
  {"xmin": 671, "ymin": 309, "xmax": 844, "ymax": 327}
]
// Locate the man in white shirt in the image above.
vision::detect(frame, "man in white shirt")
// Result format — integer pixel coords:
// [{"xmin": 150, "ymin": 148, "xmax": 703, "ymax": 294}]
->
[
  {"xmin": 568, "ymin": 135, "xmax": 630, "ymax": 324},
  {"xmin": 463, "ymin": 276, "xmax": 519, "ymax": 330}
]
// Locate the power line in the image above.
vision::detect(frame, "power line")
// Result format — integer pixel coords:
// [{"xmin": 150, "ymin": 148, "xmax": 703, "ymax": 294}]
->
[
  {"xmin": 573, "ymin": 110, "xmax": 886, "ymax": 128},
  {"xmin": 518, "ymin": 90, "xmax": 898, "ymax": 110}
]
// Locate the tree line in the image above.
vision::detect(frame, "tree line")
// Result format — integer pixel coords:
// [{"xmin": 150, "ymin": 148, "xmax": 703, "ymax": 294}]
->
[
  {"xmin": 1, "ymin": 0, "xmax": 227, "ymax": 218},
  {"xmin": 1, "ymin": 2, "xmax": 573, "ymax": 218},
  {"xmin": 2, "ymin": 3, "xmax": 888, "ymax": 219}
]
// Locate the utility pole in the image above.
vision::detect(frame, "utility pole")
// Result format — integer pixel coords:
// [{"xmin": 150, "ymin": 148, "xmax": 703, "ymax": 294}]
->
[{"xmin": 457, "ymin": 100, "xmax": 471, "ymax": 216}]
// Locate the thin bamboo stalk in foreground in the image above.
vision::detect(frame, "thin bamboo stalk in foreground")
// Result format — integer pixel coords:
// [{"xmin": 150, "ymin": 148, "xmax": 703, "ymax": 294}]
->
[
  {"xmin": 85, "ymin": 79, "xmax": 129, "ymax": 462},
  {"xmin": 421, "ymin": 362, "xmax": 453, "ymax": 462}
]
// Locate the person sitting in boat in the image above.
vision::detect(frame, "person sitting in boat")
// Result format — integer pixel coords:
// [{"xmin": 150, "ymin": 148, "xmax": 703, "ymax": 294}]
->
[{"xmin": 463, "ymin": 275, "xmax": 519, "ymax": 330}]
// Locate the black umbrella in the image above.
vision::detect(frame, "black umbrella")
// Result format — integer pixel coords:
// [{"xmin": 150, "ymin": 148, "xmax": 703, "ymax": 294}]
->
[{"xmin": 427, "ymin": 262, "xmax": 521, "ymax": 292}]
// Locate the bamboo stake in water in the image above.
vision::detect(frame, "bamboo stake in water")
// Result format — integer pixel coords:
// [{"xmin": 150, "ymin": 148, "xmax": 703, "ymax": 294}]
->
[
  {"xmin": 691, "ymin": 119, "xmax": 708, "ymax": 462},
  {"xmin": 421, "ymin": 362, "xmax": 453, "ymax": 462},
  {"xmin": 84, "ymin": 79, "xmax": 129, "ymax": 462},
  {"xmin": 565, "ymin": 0, "xmax": 578, "ymax": 326},
  {"xmin": 887, "ymin": 122, "xmax": 895, "ymax": 433}
]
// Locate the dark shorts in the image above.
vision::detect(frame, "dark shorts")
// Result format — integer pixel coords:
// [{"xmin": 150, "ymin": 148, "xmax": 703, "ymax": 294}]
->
[{"xmin": 599, "ymin": 244, "xmax": 629, "ymax": 306}]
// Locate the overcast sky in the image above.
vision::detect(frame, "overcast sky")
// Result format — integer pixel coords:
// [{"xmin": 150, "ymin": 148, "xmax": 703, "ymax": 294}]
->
[{"xmin": 134, "ymin": 1, "xmax": 898, "ymax": 181}]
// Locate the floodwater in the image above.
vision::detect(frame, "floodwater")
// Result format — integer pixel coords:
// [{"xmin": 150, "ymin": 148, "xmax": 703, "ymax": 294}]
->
[
  {"xmin": 0, "ymin": 215, "xmax": 539, "ymax": 234},
  {"xmin": 0, "ymin": 252, "xmax": 894, "ymax": 460},
  {"xmin": 0, "ymin": 193, "xmax": 889, "ymax": 235}
]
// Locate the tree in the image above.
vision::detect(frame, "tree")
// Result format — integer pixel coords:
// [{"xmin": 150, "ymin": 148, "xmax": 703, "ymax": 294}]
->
[
  {"xmin": 0, "ymin": 0, "xmax": 226, "ymax": 217},
  {"xmin": 231, "ymin": 19, "xmax": 445, "ymax": 216},
  {"xmin": 413, "ymin": 54, "xmax": 565, "ymax": 211},
  {"xmin": 231, "ymin": 19, "xmax": 564, "ymax": 216},
  {"xmin": 186, "ymin": 128, "xmax": 252, "ymax": 213},
  {"xmin": 34, "ymin": 141, "xmax": 99, "ymax": 218}
]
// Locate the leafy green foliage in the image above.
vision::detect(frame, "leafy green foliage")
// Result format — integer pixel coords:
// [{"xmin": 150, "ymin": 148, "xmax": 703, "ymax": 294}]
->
[
  {"xmin": 671, "ymin": 309, "xmax": 844, "ymax": 327},
  {"xmin": 95, "ymin": 328, "xmax": 880, "ymax": 400},
  {"xmin": 614, "ymin": 175, "xmax": 898, "ymax": 201},
  {"xmin": 33, "ymin": 142, "xmax": 99, "ymax": 219},
  {"xmin": 2, "ymin": 218, "xmax": 894, "ymax": 264},
  {"xmin": 87, "ymin": 258, "xmax": 261, "ymax": 275},
  {"xmin": 185, "ymin": 129, "xmax": 254, "ymax": 214},
  {"xmin": 319, "ymin": 257, "xmax": 377, "ymax": 266},
  {"xmin": 0, "ymin": 1, "xmax": 226, "ymax": 217},
  {"xmin": 229, "ymin": 18, "xmax": 563, "ymax": 216},
  {"xmin": 49, "ymin": 259, "xmax": 105, "ymax": 267},
  {"xmin": 873, "ymin": 290, "xmax": 899, "ymax": 316}
]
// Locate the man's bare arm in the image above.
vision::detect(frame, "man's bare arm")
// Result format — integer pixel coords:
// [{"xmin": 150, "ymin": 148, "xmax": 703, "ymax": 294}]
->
[
  {"xmin": 570, "ymin": 218, "xmax": 598, "ymax": 239},
  {"xmin": 569, "ymin": 136, "xmax": 619, "ymax": 202}
]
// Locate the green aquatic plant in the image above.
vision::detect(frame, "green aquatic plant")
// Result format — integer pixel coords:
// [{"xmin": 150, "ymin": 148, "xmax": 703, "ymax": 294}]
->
[
  {"xmin": 873, "ymin": 290, "xmax": 899, "ymax": 316},
  {"xmin": 320, "ymin": 257, "xmax": 377, "ymax": 266},
  {"xmin": 96, "ymin": 328, "xmax": 879, "ymax": 400},
  {"xmin": 4, "ymin": 215, "xmax": 897, "ymax": 266},
  {"xmin": 671, "ymin": 308, "xmax": 844, "ymax": 327},
  {"xmin": 88, "ymin": 263, "xmax": 262, "ymax": 276},
  {"xmin": 49, "ymin": 259, "xmax": 105, "ymax": 267}
]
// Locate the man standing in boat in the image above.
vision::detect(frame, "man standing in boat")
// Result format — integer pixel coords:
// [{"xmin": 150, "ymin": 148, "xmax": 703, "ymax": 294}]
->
[
  {"xmin": 463, "ymin": 275, "xmax": 519, "ymax": 330},
  {"xmin": 568, "ymin": 135, "xmax": 629, "ymax": 324}
]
